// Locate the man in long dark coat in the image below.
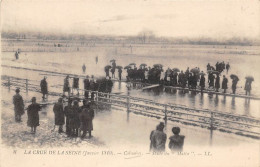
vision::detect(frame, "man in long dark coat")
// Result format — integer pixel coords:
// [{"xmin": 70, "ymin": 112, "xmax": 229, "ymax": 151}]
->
[
  {"xmin": 209, "ymin": 73, "xmax": 215, "ymax": 88},
  {"xmin": 172, "ymin": 72, "xmax": 178, "ymax": 86},
  {"xmin": 53, "ymin": 98, "xmax": 65, "ymax": 133},
  {"xmin": 63, "ymin": 75, "xmax": 70, "ymax": 96},
  {"xmin": 222, "ymin": 75, "xmax": 228, "ymax": 93},
  {"xmin": 118, "ymin": 68, "xmax": 122, "ymax": 81},
  {"xmin": 79, "ymin": 101, "xmax": 95, "ymax": 138},
  {"xmin": 215, "ymin": 74, "xmax": 220, "ymax": 92},
  {"xmin": 83, "ymin": 76, "xmax": 90, "ymax": 99},
  {"xmin": 90, "ymin": 78, "xmax": 96, "ymax": 100},
  {"xmin": 200, "ymin": 74, "xmax": 205, "ymax": 93},
  {"xmin": 70, "ymin": 101, "xmax": 81, "ymax": 137},
  {"xmin": 105, "ymin": 68, "xmax": 109, "ymax": 77},
  {"xmin": 244, "ymin": 79, "xmax": 253, "ymax": 95},
  {"xmin": 40, "ymin": 77, "xmax": 48, "ymax": 99},
  {"xmin": 150, "ymin": 122, "xmax": 167, "ymax": 152},
  {"xmin": 111, "ymin": 68, "xmax": 115, "ymax": 78},
  {"xmin": 15, "ymin": 51, "xmax": 19, "ymax": 60},
  {"xmin": 64, "ymin": 98, "xmax": 73, "ymax": 136},
  {"xmin": 13, "ymin": 88, "xmax": 24, "ymax": 122},
  {"xmin": 82, "ymin": 64, "xmax": 86, "ymax": 73},
  {"xmin": 27, "ymin": 97, "xmax": 41, "ymax": 134},
  {"xmin": 232, "ymin": 78, "xmax": 239, "ymax": 94},
  {"xmin": 72, "ymin": 77, "xmax": 79, "ymax": 95},
  {"xmin": 106, "ymin": 77, "xmax": 113, "ymax": 94},
  {"xmin": 226, "ymin": 63, "xmax": 230, "ymax": 74}
]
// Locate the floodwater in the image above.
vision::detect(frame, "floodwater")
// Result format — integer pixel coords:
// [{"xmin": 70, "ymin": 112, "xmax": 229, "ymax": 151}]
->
[
  {"xmin": 1, "ymin": 45, "xmax": 260, "ymax": 156},
  {"xmin": 1, "ymin": 45, "xmax": 260, "ymax": 118},
  {"xmin": 1, "ymin": 87, "xmax": 259, "ymax": 151}
]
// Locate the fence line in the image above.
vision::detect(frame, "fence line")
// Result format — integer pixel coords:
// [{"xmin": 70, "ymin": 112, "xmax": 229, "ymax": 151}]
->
[{"xmin": 2, "ymin": 75, "xmax": 260, "ymax": 139}]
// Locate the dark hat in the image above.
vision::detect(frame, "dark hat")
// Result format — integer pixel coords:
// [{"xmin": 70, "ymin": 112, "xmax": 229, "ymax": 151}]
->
[
  {"xmin": 15, "ymin": 88, "xmax": 20, "ymax": 93},
  {"xmin": 58, "ymin": 98, "xmax": 63, "ymax": 102},
  {"xmin": 31, "ymin": 97, "xmax": 36, "ymax": 102},
  {"xmin": 156, "ymin": 122, "xmax": 165, "ymax": 131},
  {"xmin": 172, "ymin": 127, "xmax": 180, "ymax": 135}
]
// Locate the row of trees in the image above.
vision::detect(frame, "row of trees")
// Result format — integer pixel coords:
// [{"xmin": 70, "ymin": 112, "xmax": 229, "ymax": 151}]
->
[{"xmin": 2, "ymin": 31, "xmax": 260, "ymax": 46}]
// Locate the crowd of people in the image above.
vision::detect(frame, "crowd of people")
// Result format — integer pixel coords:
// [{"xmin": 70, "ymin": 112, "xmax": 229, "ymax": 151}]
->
[
  {"xmin": 104, "ymin": 60, "xmax": 253, "ymax": 95},
  {"xmin": 62, "ymin": 75, "xmax": 113, "ymax": 99},
  {"xmin": 13, "ymin": 87, "xmax": 184, "ymax": 150},
  {"xmin": 13, "ymin": 88, "xmax": 95, "ymax": 138},
  {"xmin": 13, "ymin": 72, "xmax": 115, "ymax": 137}
]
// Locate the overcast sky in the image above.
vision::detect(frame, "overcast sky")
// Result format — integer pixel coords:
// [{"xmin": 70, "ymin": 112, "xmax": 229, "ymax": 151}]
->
[{"xmin": 1, "ymin": 0, "xmax": 259, "ymax": 39}]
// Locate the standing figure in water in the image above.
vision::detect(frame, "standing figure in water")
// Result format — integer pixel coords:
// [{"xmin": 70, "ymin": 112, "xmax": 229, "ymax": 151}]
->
[
  {"xmin": 200, "ymin": 74, "xmax": 205, "ymax": 93},
  {"xmin": 40, "ymin": 76, "xmax": 48, "ymax": 99},
  {"xmin": 222, "ymin": 75, "xmax": 228, "ymax": 93},
  {"xmin": 232, "ymin": 77, "xmax": 239, "ymax": 94},
  {"xmin": 82, "ymin": 64, "xmax": 86, "ymax": 74},
  {"xmin": 15, "ymin": 51, "xmax": 19, "ymax": 60},
  {"xmin": 215, "ymin": 74, "xmax": 220, "ymax": 92},
  {"xmin": 95, "ymin": 56, "xmax": 98, "ymax": 64},
  {"xmin": 118, "ymin": 68, "xmax": 122, "ymax": 81},
  {"xmin": 226, "ymin": 62, "xmax": 230, "ymax": 74},
  {"xmin": 244, "ymin": 78, "xmax": 253, "ymax": 96}
]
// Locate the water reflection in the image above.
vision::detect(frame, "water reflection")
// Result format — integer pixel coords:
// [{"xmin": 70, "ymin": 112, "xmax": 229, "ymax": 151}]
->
[
  {"xmin": 221, "ymin": 95, "xmax": 226, "ymax": 105},
  {"xmin": 118, "ymin": 81, "xmax": 121, "ymax": 90},
  {"xmin": 244, "ymin": 99, "xmax": 251, "ymax": 116},
  {"xmin": 199, "ymin": 94, "xmax": 204, "ymax": 107},
  {"xmin": 214, "ymin": 95, "xmax": 219, "ymax": 108},
  {"xmin": 231, "ymin": 97, "xmax": 236, "ymax": 113}
]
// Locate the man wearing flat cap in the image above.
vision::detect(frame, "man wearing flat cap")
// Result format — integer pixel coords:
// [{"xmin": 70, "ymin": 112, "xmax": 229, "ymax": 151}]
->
[{"xmin": 13, "ymin": 88, "xmax": 24, "ymax": 122}]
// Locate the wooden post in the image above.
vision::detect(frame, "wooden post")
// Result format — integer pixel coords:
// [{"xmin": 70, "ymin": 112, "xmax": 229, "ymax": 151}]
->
[
  {"xmin": 127, "ymin": 89, "xmax": 130, "ymax": 122},
  {"xmin": 25, "ymin": 79, "xmax": 28, "ymax": 93},
  {"xmin": 96, "ymin": 91, "xmax": 99, "ymax": 103},
  {"xmin": 95, "ymin": 91, "xmax": 99, "ymax": 114},
  {"xmin": 210, "ymin": 112, "xmax": 214, "ymax": 146},
  {"xmin": 8, "ymin": 77, "xmax": 10, "ymax": 91},
  {"xmin": 164, "ymin": 105, "xmax": 167, "ymax": 128}
]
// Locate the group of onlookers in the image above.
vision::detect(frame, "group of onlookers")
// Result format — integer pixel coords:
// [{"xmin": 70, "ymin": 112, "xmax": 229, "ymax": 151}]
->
[
  {"xmin": 150, "ymin": 122, "xmax": 185, "ymax": 153},
  {"xmin": 13, "ymin": 88, "xmax": 95, "ymax": 138}
]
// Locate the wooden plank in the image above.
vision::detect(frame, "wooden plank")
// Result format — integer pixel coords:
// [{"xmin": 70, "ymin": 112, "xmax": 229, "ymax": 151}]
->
[
  {"xmin": 164, "ymin": 85, "xmax": 260, "ymax": 100},
  {"xmin": 142, "ymin": 84, "xmax": 160, "ymax": 90}
]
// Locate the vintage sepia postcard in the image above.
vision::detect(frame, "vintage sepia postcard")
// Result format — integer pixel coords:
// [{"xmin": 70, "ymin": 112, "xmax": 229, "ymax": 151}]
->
[{"xmin": 1, "ymin": 0, "xmax": 259, "ymax": 166}]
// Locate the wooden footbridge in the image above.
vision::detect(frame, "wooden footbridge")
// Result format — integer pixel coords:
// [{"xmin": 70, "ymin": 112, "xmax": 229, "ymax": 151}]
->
[{"xmin": 2, "ymin": 64, "xmax": 259, "ymax": 100}]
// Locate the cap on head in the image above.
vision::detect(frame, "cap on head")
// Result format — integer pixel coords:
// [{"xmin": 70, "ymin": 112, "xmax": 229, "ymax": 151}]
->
[
  {"xmin": 15, "ymin": 88, "xmax": 20, "ymax": 93},
  {"xmin": 58, "ymin": 98, "xmax": 63, "ymax": 103},
  {"xmin": 32, "ymin": 97, "xmax": 36, "ymax": 102},
  {"xmin": 73, "ymin": 100, "xmax": 78, "ymax": 105}
]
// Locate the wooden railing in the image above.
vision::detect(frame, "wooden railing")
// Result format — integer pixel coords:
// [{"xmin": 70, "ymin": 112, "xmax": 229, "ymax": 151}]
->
[{"xmin": 2, "ymin": 75, "xmax": 260, "ymax": 139}]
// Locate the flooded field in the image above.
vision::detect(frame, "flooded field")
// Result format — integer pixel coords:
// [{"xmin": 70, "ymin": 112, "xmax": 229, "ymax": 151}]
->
[{"xmin": 1, "ymin": 44, "xmax": 260, "ymax": 118}]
